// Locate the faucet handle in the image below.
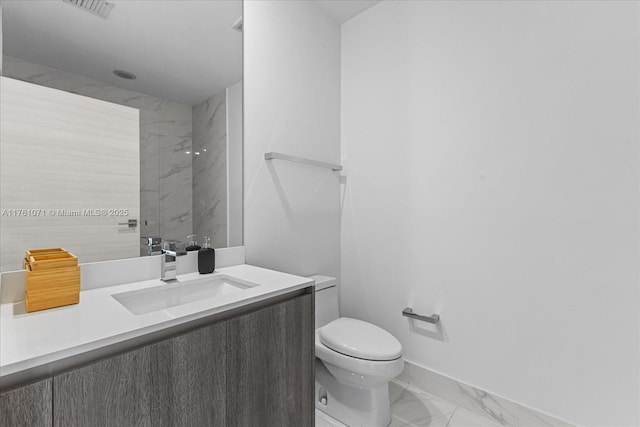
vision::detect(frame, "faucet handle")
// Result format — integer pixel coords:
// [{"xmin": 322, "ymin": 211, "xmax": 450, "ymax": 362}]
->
[{"xmin": 163, "ymin": 240, "xmax": 187, "ymax": 255}]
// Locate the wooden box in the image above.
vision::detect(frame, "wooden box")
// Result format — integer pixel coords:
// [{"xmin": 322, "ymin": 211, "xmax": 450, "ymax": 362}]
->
[
  {"xmin": 23, "ymin": 247, "xmax": 67, "ymax": 269},
  {"xmin": 24, "ymin": 249, "xmax": 80, "ymax": 313},
  {"xmin": 26, "ymin": 247, "xmax": 67, "ymax": 257}
]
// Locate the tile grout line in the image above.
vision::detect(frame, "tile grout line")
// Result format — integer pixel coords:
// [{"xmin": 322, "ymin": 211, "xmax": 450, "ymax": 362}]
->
[{"xmin": 444, "ymin": 407, "xmax": 458, "ymax": 427}]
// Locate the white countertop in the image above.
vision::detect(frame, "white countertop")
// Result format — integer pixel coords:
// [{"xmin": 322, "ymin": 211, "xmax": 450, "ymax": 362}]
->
[{"xmin": 0, "ymin": 264, "xmax": 313, "ymax": 382}]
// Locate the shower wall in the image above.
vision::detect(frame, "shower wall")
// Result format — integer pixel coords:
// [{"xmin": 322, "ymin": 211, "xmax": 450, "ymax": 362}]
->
[
  {"xmin": 2, "ymin": 56, "xmax": 193, "ymax": 243},
  {"xmin": 0, "ymin": 8, "xmax": 3, "ymax": 75},
  {"xmin": 193, "ymin": 91, "xmax": 228, "ymax": 248}
]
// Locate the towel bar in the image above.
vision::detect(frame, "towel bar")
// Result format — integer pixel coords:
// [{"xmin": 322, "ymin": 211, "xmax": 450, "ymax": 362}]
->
[
  {"xmin": 402, "ymin": 307, "xmax": 440, "ymax": 324},
  {"xmin": 265, "ymin": 152, "xmax": 342, "ymax": 172}
]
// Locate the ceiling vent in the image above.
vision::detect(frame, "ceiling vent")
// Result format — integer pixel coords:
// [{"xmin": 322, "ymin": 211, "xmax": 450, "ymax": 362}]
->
[{"xmin": 62, "ymin": 0, "xmax": 114, "ymax": 19}]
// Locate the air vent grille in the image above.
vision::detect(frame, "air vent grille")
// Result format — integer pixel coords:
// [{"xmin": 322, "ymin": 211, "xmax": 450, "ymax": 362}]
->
[{"xmin": 62, "ymin": 0, "xmax": 114, "ymax": 19}]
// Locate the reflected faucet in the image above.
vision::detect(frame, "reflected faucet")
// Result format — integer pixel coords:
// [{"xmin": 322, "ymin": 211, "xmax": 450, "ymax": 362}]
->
[{"xmin": 161, "ymin": 241, "xmax": 187, "ymax": 282}]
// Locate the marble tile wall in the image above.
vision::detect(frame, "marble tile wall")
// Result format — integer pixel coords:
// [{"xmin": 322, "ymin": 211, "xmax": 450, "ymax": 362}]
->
[
  {"xmin": 2, "ymin": 56, "xmax": 193, "ymax": 244},
  {"xmin": 192, "ymin": 91, "xmax": 228, "ymax": 248},
  {"xmin": 397, "ymin": 361, "xmax": 578, "ymax": 427}
]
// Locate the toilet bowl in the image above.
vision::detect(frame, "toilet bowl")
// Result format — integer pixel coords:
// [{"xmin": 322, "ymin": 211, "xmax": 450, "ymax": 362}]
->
[{"xmin": 311, "ymin": 275, "xmax": 403, "ymax": 427}]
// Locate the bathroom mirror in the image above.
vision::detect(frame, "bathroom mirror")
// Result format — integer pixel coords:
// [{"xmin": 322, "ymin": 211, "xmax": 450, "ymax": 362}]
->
[{"xmin": 0, "ymin": 0, "xmax": 243, "ymax": 271}]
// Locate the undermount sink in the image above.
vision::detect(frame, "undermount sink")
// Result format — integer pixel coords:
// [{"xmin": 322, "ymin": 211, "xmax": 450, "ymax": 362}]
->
[{"xmin": 111, "ymin": 274, "xmax": 257, "ymax": 315}]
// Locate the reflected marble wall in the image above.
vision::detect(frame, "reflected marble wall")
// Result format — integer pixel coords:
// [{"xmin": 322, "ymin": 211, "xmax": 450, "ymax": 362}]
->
[
  {"xmin": 2, "ymin": 56, "xmax": 193, "ymax": 243},
  {"xmin": 0, "ymin": 8, "xmax": 3, "ymax": 75},
  {"xmin": 192, "ymin": 91, "xmax": 227, "ymax": 248}
]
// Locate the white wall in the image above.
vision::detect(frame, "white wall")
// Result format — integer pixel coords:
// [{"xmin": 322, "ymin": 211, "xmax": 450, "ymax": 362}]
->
[
  {"xmin": 341, "ymin": 1, "xmax": 639, "ymax": 426},
  {"xmin": 243, "ymin": 1, "xmax": 341, "ymax": 278}
]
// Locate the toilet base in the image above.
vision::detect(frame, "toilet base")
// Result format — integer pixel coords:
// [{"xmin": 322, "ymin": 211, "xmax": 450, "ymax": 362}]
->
[{"xmin": 315, "ymin": 359, "xmax": 391, "ymax": 427}]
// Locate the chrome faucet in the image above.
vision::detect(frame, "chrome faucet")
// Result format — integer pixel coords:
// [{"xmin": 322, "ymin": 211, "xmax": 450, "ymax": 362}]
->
[{"xmin": 161, "ymin": 241, "xmax": 187, "ymax": 282}]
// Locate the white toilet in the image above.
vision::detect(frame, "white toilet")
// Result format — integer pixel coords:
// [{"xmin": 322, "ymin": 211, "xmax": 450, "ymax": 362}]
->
[{"xmin": 311, "ymin": 275, "xmax": 404, "ymax": 427}]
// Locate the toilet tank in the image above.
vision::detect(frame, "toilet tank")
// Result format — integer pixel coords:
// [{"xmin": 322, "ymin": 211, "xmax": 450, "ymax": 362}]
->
[{"xmin": 309, "ymin": 275, "xmax": 339, "ymax": 329}]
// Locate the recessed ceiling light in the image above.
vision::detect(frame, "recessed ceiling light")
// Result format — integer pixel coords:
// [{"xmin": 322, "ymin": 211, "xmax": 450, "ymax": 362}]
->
[{"xmin": 113, "ymin": 70, "xmax": 136, "ymax": 80}]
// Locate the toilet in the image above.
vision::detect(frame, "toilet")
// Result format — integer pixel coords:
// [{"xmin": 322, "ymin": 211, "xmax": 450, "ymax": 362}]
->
[{"xmin": 311, "ymin": 275, "xmax": 404, "ymax": 427}]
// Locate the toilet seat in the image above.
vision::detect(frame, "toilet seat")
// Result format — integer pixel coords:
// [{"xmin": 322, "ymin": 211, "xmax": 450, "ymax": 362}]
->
[
  {"xmin": 315, "ymin": 332, "xmax": 404, "ymax": 387},
  {"xmin": 319, "ymin": 317, "xmax": 402, "ymax": 361}
]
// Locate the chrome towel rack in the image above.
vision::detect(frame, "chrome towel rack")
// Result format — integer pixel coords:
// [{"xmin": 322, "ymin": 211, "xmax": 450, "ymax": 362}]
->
[
  {"xmin": 403, "ymin": 307, "xmax": 440, "ymax": 324},
  {"xmin": 265, "ymin": 152, "xmax": 342, "ymax": 172}
]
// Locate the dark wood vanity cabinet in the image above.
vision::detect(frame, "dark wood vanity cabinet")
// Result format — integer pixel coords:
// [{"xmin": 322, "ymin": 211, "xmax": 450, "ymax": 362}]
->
[
  {"xmin": 0, "ymin": 378, "xmax": 52, "ymax": 427},
  {"xmin": 53, "ymin": 346, "xmax": 152, "ymax": 426},
  {"xmin": 1, "ymin": 291, "xmax": 314, "ymax": 427},
  {"xmin": 150, "ymin": 320, "xmax": 227, "ymax": 426},
  {"xmin": 227, "ymin": 292, "xmax": 315, "ymax": 426}
]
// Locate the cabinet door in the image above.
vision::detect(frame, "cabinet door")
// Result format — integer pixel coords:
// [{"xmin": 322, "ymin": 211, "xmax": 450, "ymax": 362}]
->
[
  {"xmin": 150, "ymin": 321, "xmax": 226, "ymax": 426},
  {"xmin": 226, "ymin": 294, "xmax": 314, "ymax": 427},
  {"xmin": 0, "ymin": 379, "xmax": 52, "ymax": 427},
  {"xmin": 53, "ymin": 347, "xmax": 151, "ymax": 427}
]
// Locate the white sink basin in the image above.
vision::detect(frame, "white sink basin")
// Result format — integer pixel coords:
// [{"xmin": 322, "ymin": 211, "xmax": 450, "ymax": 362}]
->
[{"xmin": 111, "ymin": 274, "xmax": 257, "ymax": 315}]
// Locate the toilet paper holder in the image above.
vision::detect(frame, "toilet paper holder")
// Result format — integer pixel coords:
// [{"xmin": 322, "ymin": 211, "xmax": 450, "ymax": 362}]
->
[{"xmin": 402, "ymin": 307, "xmax": 440, "ymax": 324}]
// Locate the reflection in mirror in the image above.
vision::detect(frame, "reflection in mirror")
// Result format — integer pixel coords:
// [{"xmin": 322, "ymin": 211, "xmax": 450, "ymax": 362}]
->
[{"xmin": 0, "ymin": 0, "xmax": 243, "ymax": 272}]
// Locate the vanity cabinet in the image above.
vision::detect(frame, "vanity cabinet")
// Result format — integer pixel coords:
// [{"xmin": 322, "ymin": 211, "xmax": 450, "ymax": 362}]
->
[
  {"xmin": 53, "ymin": 347, "xmax": 152, "ymax": 426},
  {"xmin": 0, "ymin": 378, "xmax": 52, "ymax": 427},
  {"xmin": 53, "ymin": 324, "xmax": 228, "ymax": 427},
  {"xmin": 150, "ymin": 321, "xmax": 227, "ymax": 426},
  {"xmin": 1, "ymin": 290, "xmax": 314, "ymax": 426},
  {"xmin": 227, "ymin": 292, "xmax": 314, "ymax": 426}
]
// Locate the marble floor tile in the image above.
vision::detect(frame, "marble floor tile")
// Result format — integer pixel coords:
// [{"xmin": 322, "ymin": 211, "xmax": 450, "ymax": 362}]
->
[
  {"xmin": 397, "ymin": 362, "xmax": 519, "ymax": 427},
  {"xmin": 446, "ymin": 407, "xmax": 503, "ymax": 427},
  {"xmin": 390, "ymin": 413, "xmax": 452, "ymax": 427},
  {"xmin": 315, "ymin": 409, "xmax": 347, "ymax": 427},
  {"xmin": 315, "ymin": 381, "xmax": 508, "ymax": 427},
  {"xmin": 390, "ymin": 381, "xmax": 458, "ymax": 423}
]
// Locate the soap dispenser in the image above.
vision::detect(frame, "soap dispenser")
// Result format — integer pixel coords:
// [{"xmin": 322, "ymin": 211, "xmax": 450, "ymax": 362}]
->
[
  {"xmin": 186, "ymin": 235, "xmax": 201, "ymax": 251},
  {"xmin": 198, "ymin": 236, "xmax": 215, "ymax": 274}
]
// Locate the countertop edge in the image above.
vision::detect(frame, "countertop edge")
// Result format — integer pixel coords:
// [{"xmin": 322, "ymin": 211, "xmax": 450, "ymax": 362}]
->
[{"xmin": 0, "ymin": 281, "xmax": 314, "ymax": 392}]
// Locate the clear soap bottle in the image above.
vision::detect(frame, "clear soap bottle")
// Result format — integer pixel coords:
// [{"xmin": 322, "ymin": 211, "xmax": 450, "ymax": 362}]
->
[{"xmin": 186, "ymin": 234, "xmax": 201, "ymax": 251}]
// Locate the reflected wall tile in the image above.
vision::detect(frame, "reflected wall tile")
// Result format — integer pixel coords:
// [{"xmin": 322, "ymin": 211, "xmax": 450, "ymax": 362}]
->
[
  {"xmin": 157, "ymin": 104, "xmax": 193, "ymax": 242},
  {"xmin": 139, "ymin": 112, "xmax": 160, "ymax": 193},
  {"xmin": 159, "ymin": 146, "xmax": 193, "ymax": 242},
  {"xmin": 140, "ymin": 189, "xmax": 159, "ymax": 238},
  {"xmin": 192, "ymin": 91, "xmax": 227, "ymax": 247}
]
